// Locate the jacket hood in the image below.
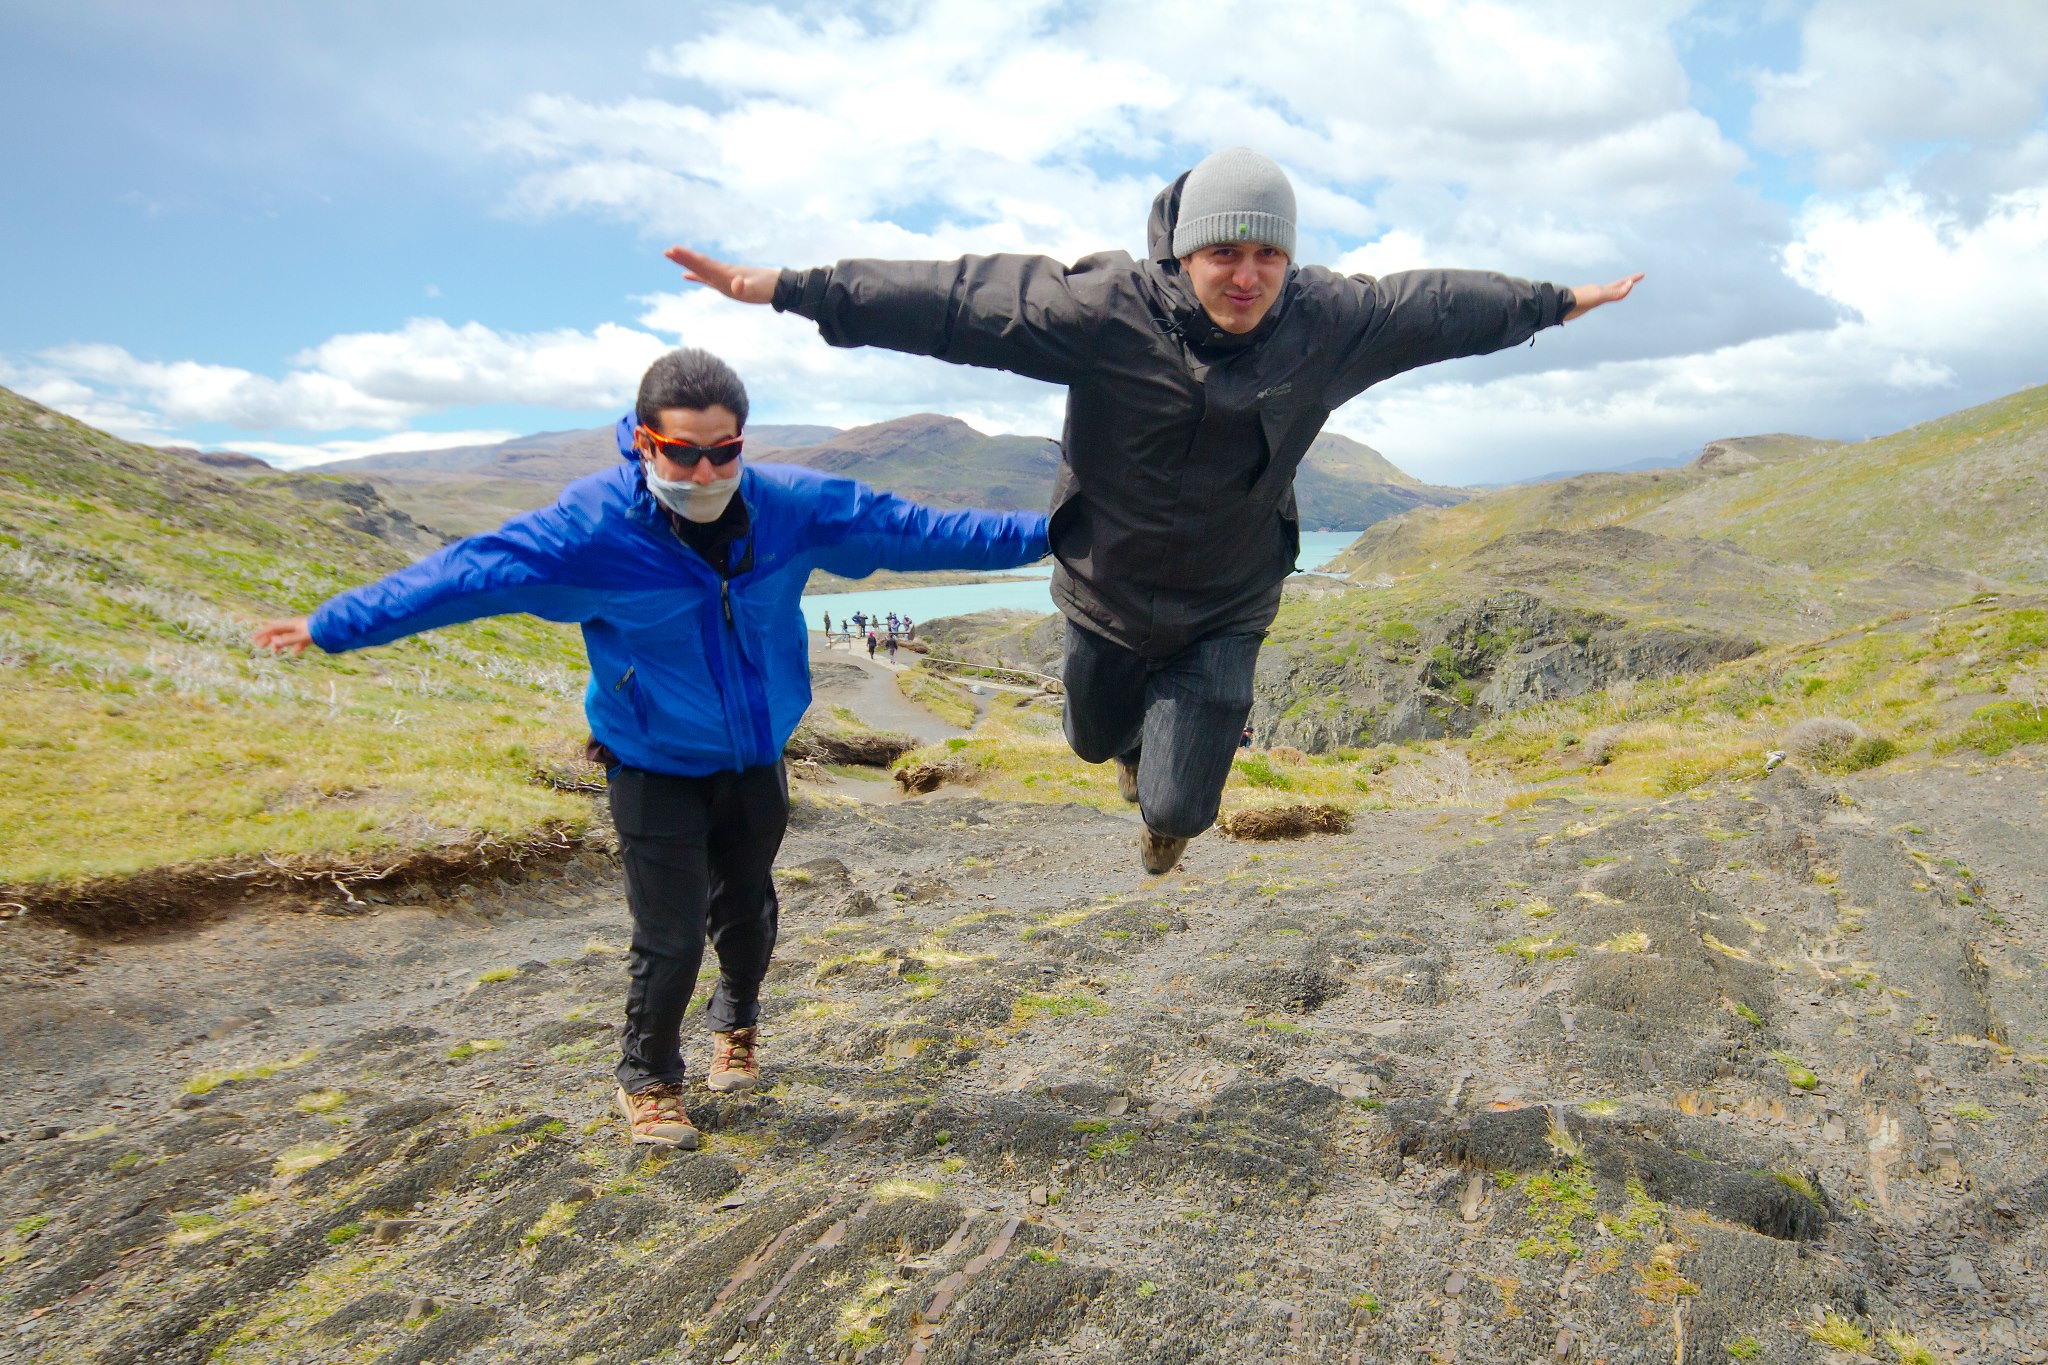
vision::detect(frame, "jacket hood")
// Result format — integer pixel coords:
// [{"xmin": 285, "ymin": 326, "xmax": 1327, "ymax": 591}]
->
[{"xmin": 1147, "ymin": 172, "xmax": 1192, "ymax": 265}]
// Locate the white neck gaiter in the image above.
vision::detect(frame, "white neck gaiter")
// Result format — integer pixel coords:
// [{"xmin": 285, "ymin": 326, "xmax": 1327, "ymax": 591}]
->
[{"xmin": 645, "ymin": 459, "xmax": 742, "ymax": 524}]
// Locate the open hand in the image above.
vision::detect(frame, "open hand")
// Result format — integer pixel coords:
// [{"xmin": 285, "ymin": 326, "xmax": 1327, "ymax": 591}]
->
[
  {"xmin": 664, "ymin": 247, "xmax": 779, "ymax": 304},
  {"xmin": 253, "ymin": 617, "xmax": 314, "ymax": 655},
  {"xmin": 1563, "ymin": 273, "xmax": 1644, "ymax": 322}
]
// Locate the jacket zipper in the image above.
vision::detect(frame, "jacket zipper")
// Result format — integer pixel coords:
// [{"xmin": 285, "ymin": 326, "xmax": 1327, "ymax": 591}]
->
[{"xmin": 662, "ymin": 514, "xmax": 754, "ymax": 770}]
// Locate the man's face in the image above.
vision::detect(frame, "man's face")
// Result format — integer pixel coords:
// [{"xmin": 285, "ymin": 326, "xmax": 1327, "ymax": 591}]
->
[
  {"xmin": 639, "ymin": 404, "xmax": 742, "ymax": 483},
  {"xmin": 1181, "ymin": 242, "xmax": 1289, "ymax": 334}
]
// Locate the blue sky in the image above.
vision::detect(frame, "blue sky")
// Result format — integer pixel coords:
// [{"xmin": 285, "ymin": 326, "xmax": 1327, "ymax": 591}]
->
[{"xmin": 5, "ymin": 1, "xmax": 2047, "ymax": 482}]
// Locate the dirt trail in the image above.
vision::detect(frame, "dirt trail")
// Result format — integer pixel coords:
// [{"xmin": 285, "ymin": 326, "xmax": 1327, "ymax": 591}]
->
[
  {"xmin": 808, "ymin": 634, "xmax": 977, "ymax": 744},
  {"xmin": 2, "ymin": 752, "xmax": 2044, "ymax": 1363}
]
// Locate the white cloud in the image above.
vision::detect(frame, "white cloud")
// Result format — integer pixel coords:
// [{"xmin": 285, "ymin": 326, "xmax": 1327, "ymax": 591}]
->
[
  {"xmin": 1328, "ymin": 180, "xmax": 2048, "ymax": 480},
  {"xmin": 295, "ymin": 318, "xmax": 668, "ymax": 411},
  {"xmin": 13, "ymin": 0, "xmax": 2048, "ymax": 492},
  {"xmin": 23, "ymin": 317, "xmax": 671, "ymax": 441},
  {"xmin": 1752, "ymin": 0, "xmax": 2048, "ymax": 191}
]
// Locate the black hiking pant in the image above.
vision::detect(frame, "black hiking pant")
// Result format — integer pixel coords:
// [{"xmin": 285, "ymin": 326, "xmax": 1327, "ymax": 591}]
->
[
  {"xmin": 1060, "ymin": 619, "xmax": 1262, "ymax": 839},
  {"xmin": 607, "ymin": 762, "xmax": 786, "ymax": 1092}
]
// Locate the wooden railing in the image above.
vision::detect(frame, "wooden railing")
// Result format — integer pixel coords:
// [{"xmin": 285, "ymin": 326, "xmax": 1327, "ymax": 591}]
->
[{"xmin": 918, "ymin": 653, "xmax": 1062, "ymax": 691}]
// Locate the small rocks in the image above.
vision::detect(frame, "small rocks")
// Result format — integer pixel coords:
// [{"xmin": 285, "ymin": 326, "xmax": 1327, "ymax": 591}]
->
[
  {"xmin": 1029, "ymin": 1186, "xmax": 1050, "ymax": 1207},
  {"xmin": 1947, "ymin": 1253, "xmax": 1985, "ymax": 1293},
  {"xmin": 26, "ymin": 1125, "xmax": 61, "ymax": 1141},
  {"xmin": 403, "ymin": 1296, "xmax": 438, "ymax": 1326},
  {"xmin": 1443, "ymin": 1270, "xmax": 1466, "ymax": 1296},
  {"xmin": 171, "ymin": 1092, "xmax": 206, "ymax": 1110}
]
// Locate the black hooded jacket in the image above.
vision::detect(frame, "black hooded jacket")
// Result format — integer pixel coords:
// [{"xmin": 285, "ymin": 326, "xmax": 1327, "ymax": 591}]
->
[{"xmin": 774, "ymin": 175, "xmax": 1573, "ymax": 657}]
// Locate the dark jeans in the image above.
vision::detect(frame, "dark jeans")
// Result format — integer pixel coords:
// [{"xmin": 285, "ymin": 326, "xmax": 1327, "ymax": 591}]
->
[
  {"xmin": 1061, "ymin": 619, "xmax": 1262, "ymax": 839},
  {"xmin": 607, "ymin": 762, "xmax": 787, "ymax": 1092}
]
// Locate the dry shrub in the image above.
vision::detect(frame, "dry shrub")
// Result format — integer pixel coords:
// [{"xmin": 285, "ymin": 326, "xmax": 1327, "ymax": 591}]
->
[
  {"xmin": 1782, "ymin": 716, "xmax": 1866, "ymax": 767},
  {"xmin": 1582, "ymin": 725, "xmax": 1627, "ymax": 765},
  {"xmin": 894, "ymin": 758, "xmax": 970, "ymax": 794},
  {"xmin": 1267, "ymin": 745, "xmax": 1309, "ymax": 765},
  {"xmin": 786, "ymin": 724, "xmax": 917, "ymax": 767},
  {"xmin": 1386, "ymin": 749, "xmax": 1511, "ymax": 808},
  {"xmin": 1219, "ymin": 803, "xmax": 1354, "ymax": 840}
]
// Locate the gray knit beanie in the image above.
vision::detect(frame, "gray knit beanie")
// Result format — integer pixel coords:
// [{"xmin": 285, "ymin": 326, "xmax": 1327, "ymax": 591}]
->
[{"xmin": 1171, "ymin": 147, "xmax": 1297, "ymax": 259}]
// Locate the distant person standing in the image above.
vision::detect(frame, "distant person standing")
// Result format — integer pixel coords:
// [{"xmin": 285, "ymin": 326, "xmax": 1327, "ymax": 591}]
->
[
  {"xmin": 904, "ymin": 615, "xmax": 915, "ymax": 639},
  {"xmin": 667, "ymin": 147, "xmax": 1638, "ymax": 873},
  {"xmin": 852, "ymin": 610, "xmax": 867, "ymax": 634},
  {"xmin": 820, "ymin": 609, "xmax": 831, "ymax": 635},
  {"xmin": 886, "ymin": 634, "xmax": 899, "ymax": 662},
  {"xmin": 253, "ymin": 348, "xmax": 1045, "ymax": 1150},
  {"xmin": 867, "ymin": 630, "xmax": 878, "ymax": 659}
]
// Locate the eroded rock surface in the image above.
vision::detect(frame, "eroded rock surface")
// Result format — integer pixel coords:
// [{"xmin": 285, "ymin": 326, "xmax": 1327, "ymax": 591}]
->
[{"xmin": 2, "ymin": 757, "xmax": 2044, "ymax": 1363}]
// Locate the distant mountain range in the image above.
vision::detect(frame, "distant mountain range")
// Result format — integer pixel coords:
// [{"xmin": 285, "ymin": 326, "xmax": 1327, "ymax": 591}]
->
[{"xmin": 271, "ymin": 415, "xmax": 1468, "ymax": 538}]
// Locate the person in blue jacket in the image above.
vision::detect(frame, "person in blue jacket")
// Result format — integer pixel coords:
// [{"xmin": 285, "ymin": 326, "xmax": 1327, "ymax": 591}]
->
[{"xmin": 254, "ymin": 348, "xmax": 1047, "ymax": 1150}]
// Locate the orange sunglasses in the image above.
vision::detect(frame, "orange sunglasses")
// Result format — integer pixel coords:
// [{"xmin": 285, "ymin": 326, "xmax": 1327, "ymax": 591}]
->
[{"xmin": 636, "ymin": 425, "xmax": 744, "ymax": 467}]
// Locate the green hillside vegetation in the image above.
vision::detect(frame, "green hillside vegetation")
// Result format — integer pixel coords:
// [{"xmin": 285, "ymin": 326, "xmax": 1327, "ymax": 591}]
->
[
  {"xmin": 0, "ymin": 389, "xmax": 594, "ymax": 900},
  {"xmin": 1234, "ymin": 385, "xmax": 2048, "ymax": 753},
  {"xmin": 900, "ymin": 591, "xmax": 2044, "ymax": 817}
]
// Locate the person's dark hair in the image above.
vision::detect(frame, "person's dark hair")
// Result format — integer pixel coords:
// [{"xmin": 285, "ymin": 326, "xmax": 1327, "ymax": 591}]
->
[{"xmin": 635, "ymin": 348, "xmax": 749, "ymax": 430}]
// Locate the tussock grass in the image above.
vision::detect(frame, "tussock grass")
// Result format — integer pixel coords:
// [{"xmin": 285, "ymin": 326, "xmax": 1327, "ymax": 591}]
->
[{"xmin": 0, "ymin": 391, "xmax": 595, "ymax": 890}]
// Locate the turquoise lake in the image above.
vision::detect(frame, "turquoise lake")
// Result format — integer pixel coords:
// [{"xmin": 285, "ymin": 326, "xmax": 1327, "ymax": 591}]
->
[{"xmin": 801, "ymin": 530, "xmax": 1361, "ymax": 631}]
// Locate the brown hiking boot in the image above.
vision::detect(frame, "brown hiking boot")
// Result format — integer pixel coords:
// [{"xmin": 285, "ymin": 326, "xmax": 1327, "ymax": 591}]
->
[
  {"xmin": 615, "ymin": 1082, "xmax": 701, "ymax": 1148},
  {"xmin": 1139, "ymin": 825, "xmax": 1189, "ymax": 875},
  {"xmin": 706, "ymin": 1027, "xmax": 761, "ymax": 1094},
  {"xmin": 1114, "ymin": 753, "xmax": 1140, "ymax": 804}
]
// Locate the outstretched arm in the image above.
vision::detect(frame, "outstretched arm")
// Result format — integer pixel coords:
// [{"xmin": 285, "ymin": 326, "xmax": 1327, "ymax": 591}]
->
[
  {"xmin": 800, "ymin": 473, "xmax": 1048, "ymax": 580},
  {"xmin": 1562, "ymin": 273, "xmax": 1643, "ymax": 322},
  {"xmin": 662, "ymin": 245, "xmax": 1101, "ymax": 385},
  {"xmin": 283, "ymin": 500, "xmax": 601, "ymax": 655}
]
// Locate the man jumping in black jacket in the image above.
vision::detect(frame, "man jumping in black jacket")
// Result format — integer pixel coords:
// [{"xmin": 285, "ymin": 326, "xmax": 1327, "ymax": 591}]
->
[{"xmin": 668, "ymin": 147, "xmax": 1640, "ymax": 873}]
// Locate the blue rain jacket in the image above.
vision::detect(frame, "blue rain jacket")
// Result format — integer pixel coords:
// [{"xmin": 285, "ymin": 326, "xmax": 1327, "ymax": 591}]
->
[{"xmin": 308, "ymin": 416, "xmax": 1049, "ymax": 776}]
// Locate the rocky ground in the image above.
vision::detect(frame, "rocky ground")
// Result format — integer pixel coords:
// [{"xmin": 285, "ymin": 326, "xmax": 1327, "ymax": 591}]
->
[{"xmin": 2, "ymin": 743, "xmax": 2044, "ymax": 1363}]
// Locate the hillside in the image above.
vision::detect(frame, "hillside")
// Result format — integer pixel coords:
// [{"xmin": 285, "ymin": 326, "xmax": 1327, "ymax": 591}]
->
[
  {"xmin": 1233, "ymin": 388, "xmax": 2048, "ymax": 752},
  {"xmin": 1335, "ymin": 385, "xmax": 2048, "ymax": 588},
  {"xmin": 0, "ymin": 388, "xmax": 595, "ymax": 900},
  {"xmin": 303, "ymin": 415, "xmax": 1461, "ymax": 539},
  {"xmin": 3, "ymin": 387, "xmax": 2046, "ymax": 1362}
]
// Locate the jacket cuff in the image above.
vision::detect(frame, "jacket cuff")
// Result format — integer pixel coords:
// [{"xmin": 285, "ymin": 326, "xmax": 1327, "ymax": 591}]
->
[
  {"xmin": 306, "ymin": 602, "xmax": 350, "ymax": 654},
  {"xmin": 1551, "ymin": 285, "xmax": 1575, "ymax": 327},
  {"xmin": 772, "ymin": 267, "xmax": 829, "ymax": 316}
]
